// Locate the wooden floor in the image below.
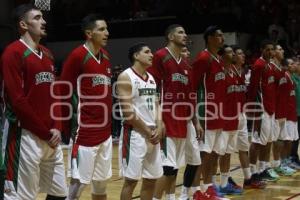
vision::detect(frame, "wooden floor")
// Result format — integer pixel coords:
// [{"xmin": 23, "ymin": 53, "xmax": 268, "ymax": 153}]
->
[{"xmin": 37, "ymin": 142, "xmax": 300, "ymax": 200}]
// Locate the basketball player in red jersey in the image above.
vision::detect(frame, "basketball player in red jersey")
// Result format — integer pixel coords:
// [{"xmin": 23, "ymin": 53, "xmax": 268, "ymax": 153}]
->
[
  {"xmin": 1, "ymin": 3, "xmax": 67, "ymax": 200},
  {"xmin": 60, "ymin": 14, "xmax": 112, "ymax": 200}
]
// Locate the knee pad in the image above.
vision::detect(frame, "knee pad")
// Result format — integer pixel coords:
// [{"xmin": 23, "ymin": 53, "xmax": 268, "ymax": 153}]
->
[
  {"xmin": 67, "ymin": 180, "xmax": 86, "ymax": 200},
  {"xmin": 91, "ymin": 180, "xmax": 108, "ymax": 195},
  {"xmin": 183, "ymin": 164, "xmax": 198, "ymax": 187},
  {"xmin": 163, "ymin": 166, "xmax": 178, "ymax": 176}
]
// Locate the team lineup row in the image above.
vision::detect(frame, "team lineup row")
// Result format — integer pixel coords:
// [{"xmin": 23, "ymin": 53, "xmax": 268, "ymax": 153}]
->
[{"xmin": 1, "ymin": 3, "xmax": 300, "ymax": 200}]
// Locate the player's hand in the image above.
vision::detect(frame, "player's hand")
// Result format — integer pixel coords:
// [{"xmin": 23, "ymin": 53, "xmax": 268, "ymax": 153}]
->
[
  {"xmin": 156, "ymin": 121, "xmax": 165, "ymax": 140},
  {"xmin": 48, "ymin": 129, "xmax": 62, "ymax": 148},
  {"xmin": 149, "ymin": 129, "xmax": 160, "ymax": 145},
  {"xmin": 194, "ymin": 122, "xmax": 204, "ymax": 141}
]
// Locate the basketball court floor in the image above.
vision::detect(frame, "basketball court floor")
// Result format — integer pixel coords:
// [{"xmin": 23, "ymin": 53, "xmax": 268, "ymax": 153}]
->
[{"xmin": 37, "ymin": 143, "xmax": 300, "ymax": 200}]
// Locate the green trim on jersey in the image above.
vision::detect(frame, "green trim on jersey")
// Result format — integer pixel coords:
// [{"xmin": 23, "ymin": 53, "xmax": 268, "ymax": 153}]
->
[
  {"xmin": 102, "ymin": 52, "xmax": 109, "ymax": 61},
  {"xmin": 4, "ymin": 124, "xmax": 22, "ymax": 191},
  {"xmin": 83, "ymin": 52, "xmax": 92, "ymax": 65},
  {"xmin": 5, "ymin": 103, "xmax": 17, "ymax": 123},
  {"xmin": 125, "ymin": 128, "xmax": 132, "ymax": 165},
  {"xmin": 70, "ymin": 93, "xmax": 79, "ymax": 139},
  {"xmin": 22, "ymin": 48, "xmax": 32, "ymax": 59},
  {"xmin": 162, "ymin": 54, "xmax": 172, "ymax": 64},
  {"xmin": 197, "ymin": 84, "xmax": 205, "ymax": 128}
]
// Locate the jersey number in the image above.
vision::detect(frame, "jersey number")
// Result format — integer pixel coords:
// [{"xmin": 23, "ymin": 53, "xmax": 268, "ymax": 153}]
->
[{"xmin": 146, "ymin": 98, "xmax": 154, "ymax": 111}]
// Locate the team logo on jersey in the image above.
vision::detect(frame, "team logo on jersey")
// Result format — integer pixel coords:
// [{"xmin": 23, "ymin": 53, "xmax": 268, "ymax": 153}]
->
[
  {"xmin": 92, "ymin": 75, "xmax": 111, "ymax": 86},
  {"xmin": 138, "ymin": 88, "xmax": 156, "ymax": 96},
  {"xmin": 215, "ymin": 72, "xmax": 225, "ymax": 82},
  {"xmin": 172, "ymin": 73, "xmax": 188, "ymax": 85},
  {"xmin": 268, "ymin": 76, "xmax": 275, "ymax": 84},
  {"xmin": 35, "ymin": 72, "xmax": 54, "ymax": 85},
  {"xmin": 279, "ymin": 77, "xmax": 287, "ymax": 85}
]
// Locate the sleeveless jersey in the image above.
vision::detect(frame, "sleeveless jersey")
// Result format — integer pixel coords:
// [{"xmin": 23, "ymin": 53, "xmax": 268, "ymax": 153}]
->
[{"xmin": 123, "ymin": 68, "xmax": 157, "ymax": 127}]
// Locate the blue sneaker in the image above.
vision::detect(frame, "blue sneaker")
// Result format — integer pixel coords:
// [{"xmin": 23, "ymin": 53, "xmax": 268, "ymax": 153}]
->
[
  {"xmin": 213, "ymin": 184, "xmax": 224, "ymax": 197},
  {"xmin": 219, "ymin": 183, "xmax": 243, "ymax": 195}
]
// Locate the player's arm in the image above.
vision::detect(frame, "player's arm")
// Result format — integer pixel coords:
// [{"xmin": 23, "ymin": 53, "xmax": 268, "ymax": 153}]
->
[
  {"xmin": 191, "ymin": 53, "xmax": 211, "ymax": 89},
  {"xmin": 59, "ymin": 51, "xmax": 81, "ymax": 143},
  {"xmin": 154, "ymin": 94, "xmax": 165, "ymax": 141},
  {"xmin": 1, "ymin": 50, "xmax": 51, "ymax": 140},
  {"xmin": 147, "ymin": 53, "xmax": 164, "ymax": 88},
  {"xmin": 117, "ymin": 72, "xmax": 153, "ymax": 139}
]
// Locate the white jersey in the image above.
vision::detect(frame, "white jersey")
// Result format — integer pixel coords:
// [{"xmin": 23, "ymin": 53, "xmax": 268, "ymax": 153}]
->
[{"xmin": 122, "ymin": 67, "xmax": 157, "ymax": 126}]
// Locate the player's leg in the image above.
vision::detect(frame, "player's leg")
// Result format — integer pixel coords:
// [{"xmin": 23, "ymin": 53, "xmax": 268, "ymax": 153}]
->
[{"xmin": 92, "ymin": 136, "xmax": 112, "ymax": 200}]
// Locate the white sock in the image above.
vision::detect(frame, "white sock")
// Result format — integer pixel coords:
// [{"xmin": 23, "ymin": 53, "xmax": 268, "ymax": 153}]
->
[
  {"xmin": 220, "ymin": 173, "xmax": 229, "ymax": 188},
  {"xmin": 272, "ymin": 160, "xmax": 281, "ymax": 168},
  {"xmin": 258, "ymin": 161, "xmax": 266, "ymax": 172},
  {"xmin": 212, "ymin": 175, "xmax": 218, "ymax": 185},
  {"xmin": 165, "ymin": 193, "xmax": 175, "ymax": 200},
  {"xmin": 191, "ymin": 186, "xmax": 201, "ymax": 194},
  {"xmin": 181, "ymin": 186, "xmax": 189, "ymax": 194},
  {"xmin": 250, "ymin": 164, "xmax": 257, "ymax": 174},
  {"xmin": 265, "ymin": 162, "xmax": 271, "ymax": 169},
  {"xmin": 242, "ymin": 167, "xmax": 252, "ymax": 180},
  {"xmin": 202, "ymin": 183, "xmax": 213, "ymax": 192},
  {"xmin": 152, "ymin": 198, "xmax": 160, "ymax": 200}
]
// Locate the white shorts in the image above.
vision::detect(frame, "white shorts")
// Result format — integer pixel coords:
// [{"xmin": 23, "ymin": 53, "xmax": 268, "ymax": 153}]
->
[
  {"xmin": 200, "ymin": 129, "xmax": 237, "ymax": 155},
  {"xmin": 4, "ymin": 129, "xmax": 67, "ymax": 200},
  {"xmin": 273, "ymin": 119, "xmax": 285, "ymax": 141},
  {"xmin": 237, "ymin": 113, "xmax": 250, "ymax": 152},
  {"xmin": 185, "ymin": 121, "xmax": 201, "ymax": 165},
  {"xmin": 119, "ymin": 127, "xmax": 163, "ymax": 180},
  {"xmin": 251, "ymin": 112, "xmax": 274, "ymax": 145},
  {"xmin": 279, "ymin": 120, "xmax": 299, "ymax": 141},
  {"xmin": 161, "ymin": 137, "xmax": 186, "ymax": 169},
  {"xmin": 69, "ymin": 136, "xmax": 112, "ymax": 184}
]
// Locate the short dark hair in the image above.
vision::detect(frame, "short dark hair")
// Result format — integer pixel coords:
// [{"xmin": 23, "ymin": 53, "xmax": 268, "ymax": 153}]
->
[
  {"xmin": 231, "ymin": 45, "xmax": 243, "ymax": 53},
  {"xmin": 218, "ymin": 44, "xmax": 230, "ymax": 56},
  {"xmin": 260, "ymin": 39, "xmax": 274, "ymax": 49},
  {"xmin": 203, "ymin": 25, "xmax": 220, "ymax": 44},
  {"xmin": 128, "ymin": 42, "xmax": 148, "ymax": 64},
  {"xmin": 81, "ymin": 14, "xmax": 105, "ymax": 32},
  {"xmin": 165, "ymin": 24, "xmax": 183, "ymax": 40},
  {"xmin": 13, "ymin": 3, "xmax": 39, "ymax": 25}
]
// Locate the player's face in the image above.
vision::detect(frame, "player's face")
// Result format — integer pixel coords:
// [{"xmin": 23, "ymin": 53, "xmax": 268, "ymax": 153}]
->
[
  {"xmin": 90, "ymin": 20, "xmax": 109, "ymax": 47},
  {"xmin": 209, "ymin": 30, "xmax": 224, "ymax": 49},
  {"xmin": 262, "ymin": 44, "xmax": 274, "ymax": 61},
  {"xmin": 287, "ymin": 58, "xmax": 296, "ymax": 72},
  {"xmin": 22, "ymin": 9, "xmax": 47, "ymax": 38},
  {"xmin": 181, "ymin": 47, "xmax": 190, "ymax": 59},
  {"xmin": 274, "ymin": 45, "xmax": 284, "ymax": 61},
  {"xmin": 136, "ymin": 46, "xmax": 153, "ymax": 67},
  {"xmin": 223, "ymin": 47, "xmax": 235, "ymax": 63},
  {"xmin": 171, "ymin": 27, "xmax": 188, "ymax": 47},
  {"xmin": 234, "ymin": 49, "xmax": 245, "ymax": 65}
]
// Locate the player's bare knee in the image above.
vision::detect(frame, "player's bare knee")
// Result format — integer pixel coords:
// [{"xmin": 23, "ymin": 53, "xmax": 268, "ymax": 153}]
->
[{"xmin": 91, "ymin": 180, "xmax": 108, "ymax": 195}]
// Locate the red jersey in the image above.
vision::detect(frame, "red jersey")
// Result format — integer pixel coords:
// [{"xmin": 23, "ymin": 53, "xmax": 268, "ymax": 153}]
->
[
  {"xmin": 223, "ymin": 67, "xmax": 239, "ymax": 131},
  {"xmin": 60, "ymin": 45, "xmax": 112, "ymax": 146},
  {"xmin": 147, "ymin": 47, "xmax": 191, "ymax": 138},
  {"xmin": 272, "ymin": 62, "xmax": 286, "ymax": 119},
  {"xmin": 0, "ymin": 39, "xmax": 62, "ymax": 141},
  {"xmin": 285, "ymin": 72, "xmax": 297, "ymax": 121},
  {"xmin": 232, "ymin": 66, "xmax": 247, "ymax": 113},
  {"xmin": 192, "ymin": 50, "xmax": 226, "ymax": 130},
  {"xmin": 247, "ymin": 57, "xmax": 276, "ymax": 115}
]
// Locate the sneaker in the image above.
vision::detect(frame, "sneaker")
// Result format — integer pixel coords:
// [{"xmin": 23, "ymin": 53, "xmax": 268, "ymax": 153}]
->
[
  {"xmin": 212, "ymin": 184, "xmax": 224, "ymax": 197},
  {"xmin": 243, "ymin": 173, "xmax": 267, "ymax": 189},
  {"xmin": 219, "ymin": 183, "xmax": 243, "ymax": 195},
  {"xmin": 282, "ymin": 159, "xmax": 297, "ymax": 173},
  {"xmin": 259, "ymin": 169, "xmax": 279, "ymax": 182},
  {"xmin": 228, "ymin": 177, "xmax": 243, "ymax": 190},
  {"xmin": 274, "ymin": 165, "xmax": 294, "ymax": 176},
  {"xmin": 193, "ymin": 190, "xmax": 205, "ymax": 200},
  {"xmin": 289, "ymin": 161, "xmax": 300, "ymax": 170},
  {"xmin": 205, "ymin": 186, "xmax": 229, "ymax": 200}
]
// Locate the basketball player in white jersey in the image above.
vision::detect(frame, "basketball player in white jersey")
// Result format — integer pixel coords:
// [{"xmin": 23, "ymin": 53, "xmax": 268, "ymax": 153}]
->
[{"xmin": 117, "ymin": 43, "xmax": 164, "ymax": 200}]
